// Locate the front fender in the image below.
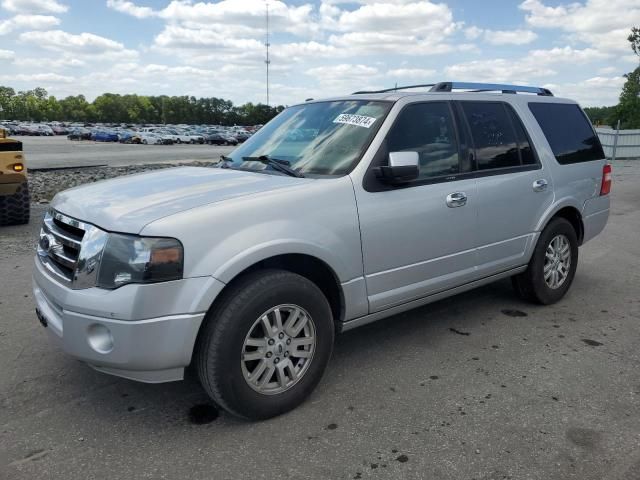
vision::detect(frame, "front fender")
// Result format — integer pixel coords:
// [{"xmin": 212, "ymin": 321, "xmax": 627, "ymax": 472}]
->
[
  {"xmin": 141, "ymin": 176, "xmax": 364, "ymax": 285},
  {"xmin": 210, "ymin": 224, "xmax": 355, "ymax": 284}
]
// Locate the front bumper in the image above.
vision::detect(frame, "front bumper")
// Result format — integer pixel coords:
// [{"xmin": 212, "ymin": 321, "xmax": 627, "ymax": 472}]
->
[{"xmin": 32, "ymin": 256, "xmax": 225, "ymax": 383}]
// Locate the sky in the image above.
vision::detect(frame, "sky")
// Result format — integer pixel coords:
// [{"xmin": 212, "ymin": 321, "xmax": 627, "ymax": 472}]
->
[{"xmin": 0, "ymin": 0, "xmax": 639, "ymax": 107}]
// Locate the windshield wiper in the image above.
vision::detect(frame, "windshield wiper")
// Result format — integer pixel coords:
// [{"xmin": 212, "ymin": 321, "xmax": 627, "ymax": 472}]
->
[{"xmin": 242, "ymin": 155, "xmax": 305, "ymax": 178}]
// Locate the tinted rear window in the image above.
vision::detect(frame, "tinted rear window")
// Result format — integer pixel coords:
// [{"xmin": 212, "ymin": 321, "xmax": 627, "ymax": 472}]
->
[
  {"xmin": 529, "ymin": 103, "xmax": 604, "ymax": 164},
  {"xmin": 461, "ymin": 102, "xmax": 520, "ymax": 170}
]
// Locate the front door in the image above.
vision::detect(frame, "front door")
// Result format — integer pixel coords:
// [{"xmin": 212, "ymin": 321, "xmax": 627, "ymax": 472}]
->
[{"xmin": 353, "ymin": 101, "xmax": 479, "ymax": 313}]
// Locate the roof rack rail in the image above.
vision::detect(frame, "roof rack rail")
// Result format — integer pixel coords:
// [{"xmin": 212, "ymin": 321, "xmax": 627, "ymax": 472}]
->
[
  {"xmin": 352, "ymin": 83, "xmax": 435, "ymax": 94},
  {"xmin": 352, "ymin": 81, "xmax": 553, "ymax": 96},
  {"xmin": 430, "ymin": 82, "xmax": 553, "ymax": 96}
]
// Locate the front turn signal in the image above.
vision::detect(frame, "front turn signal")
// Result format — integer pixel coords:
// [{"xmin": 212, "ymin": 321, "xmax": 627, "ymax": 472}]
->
[{"xmin": 12, "ymin": 163, "xmax": 24, "ymax": 172}]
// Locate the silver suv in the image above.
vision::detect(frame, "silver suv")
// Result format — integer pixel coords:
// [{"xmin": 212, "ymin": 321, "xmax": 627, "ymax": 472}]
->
[{"xmin": 33, "ymin": 82, "xmax": 611, "ymax": 419}]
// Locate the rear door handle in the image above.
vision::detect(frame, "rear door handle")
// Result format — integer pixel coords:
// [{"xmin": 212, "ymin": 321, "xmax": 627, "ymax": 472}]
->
[
  {"xmin": 446, "ymin": 192, "xmax": 467, "ymax": 208},
  {"xmin": 532, "ymin": 179, "xmax": 548, "ymax": 192}
]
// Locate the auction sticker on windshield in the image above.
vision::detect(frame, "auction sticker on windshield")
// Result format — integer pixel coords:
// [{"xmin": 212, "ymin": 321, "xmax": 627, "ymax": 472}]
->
[{"xmin": 333, "ymin": 114, "xmax": 377, "ymax": 128}]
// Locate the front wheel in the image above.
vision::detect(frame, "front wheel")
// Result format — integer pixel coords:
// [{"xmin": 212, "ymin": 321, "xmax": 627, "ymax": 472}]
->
[
  {"xmin": 512, "ymin": 217, "xmax": 578, "ymax": 305},
  {"xmin": 196, "ymin": 270, "xmax": 334, "ymax": 420}
]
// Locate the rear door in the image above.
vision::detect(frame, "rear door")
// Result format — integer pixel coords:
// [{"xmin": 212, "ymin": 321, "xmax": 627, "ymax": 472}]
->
[{"xmin": 457, "ymin": 101, "xmax": 554, "ymax": 276}]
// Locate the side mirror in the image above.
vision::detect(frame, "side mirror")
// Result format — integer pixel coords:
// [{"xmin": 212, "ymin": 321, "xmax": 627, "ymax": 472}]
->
[{"xmin": 376, "ymin": 151, "xmax": 419, "ymax": 185}]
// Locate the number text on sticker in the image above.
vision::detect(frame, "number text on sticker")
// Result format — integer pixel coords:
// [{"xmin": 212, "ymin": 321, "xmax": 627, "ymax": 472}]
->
[{"xmin": 333, "ymin": 114, "xmax": 377, "ymax": 128}]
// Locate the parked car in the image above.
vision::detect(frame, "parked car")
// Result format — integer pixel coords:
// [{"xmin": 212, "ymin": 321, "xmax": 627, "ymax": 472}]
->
[
  {"xmin": 233, "ymin": 130, "xmax": 252, "ymax": 142},
  {"xmin": 32, "ymin": 81, "xmax": 612, "ymax": 420},
  {"xmin": 137, "ymin": 132, "xmax": 168, "ymax": 145},
  {"xmin": 205, "ymin": 132, "xmax": 238, "ymax": 145},
  {"xmin": 91, "ymin": 130, "xmax": 119, "ymax": 142},
  {"xmin": 51, "ymin": 126, "xmax": 69, "ymax": 135},
  {"xmin": 165, "ymin": 128, "xmax": 204, "ymax": 144},
  {"xmin": 67, "ymin": 128, "xmax": 91, "ymax": 141},
  {"xmin": 118, "ymin": 131, "xmax": 141, "ymax": 144}
]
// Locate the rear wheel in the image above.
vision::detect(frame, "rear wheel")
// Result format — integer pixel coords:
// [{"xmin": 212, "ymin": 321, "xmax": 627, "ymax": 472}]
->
[
  {"xmin": 196, "ymin": 270, "xmax": 334, "ymax": 420},
  {"xmin": 512, "ymin": 217, "xmax": 578, "ymax": 305},
  {"xmin": 0, "ymin": 182, "xmax": 30, "ymax": 226}
]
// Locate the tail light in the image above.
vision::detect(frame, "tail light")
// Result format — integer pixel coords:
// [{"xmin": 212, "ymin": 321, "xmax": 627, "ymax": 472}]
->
[{"xmin": 600, "ymin": 164, "xmax": 612, "ymax": 196}]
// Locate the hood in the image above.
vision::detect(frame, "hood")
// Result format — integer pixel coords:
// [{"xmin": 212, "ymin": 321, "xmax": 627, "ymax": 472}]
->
[{"xmin": 52, "ymin": 167, "xmax": 308, "ymax": 233}]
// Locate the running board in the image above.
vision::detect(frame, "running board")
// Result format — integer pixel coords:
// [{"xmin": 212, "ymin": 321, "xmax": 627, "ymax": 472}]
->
[{"xmin": 339, "ymin": 266, "xmax": 527, "ymax": 332}]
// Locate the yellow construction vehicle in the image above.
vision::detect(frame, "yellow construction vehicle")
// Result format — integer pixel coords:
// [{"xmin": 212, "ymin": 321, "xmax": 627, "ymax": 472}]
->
[{"xmin": 0, "ymin": 128, "xmax": 29, "ymax": 225}]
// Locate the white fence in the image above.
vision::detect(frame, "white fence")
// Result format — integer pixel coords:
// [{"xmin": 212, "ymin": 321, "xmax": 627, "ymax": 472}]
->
[{"xmin": 596, "ymin": 128, "xmax": 640, "ymax": 160}]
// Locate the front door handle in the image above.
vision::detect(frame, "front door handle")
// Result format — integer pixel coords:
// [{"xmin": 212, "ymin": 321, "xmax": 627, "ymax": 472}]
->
[
  {"xmin": 533, "ymin": 179, "xmax": 548, "ymax": 192},
  {"xmin": 446, "ymin": 192, "xmax": 467, "ymax": 208}
]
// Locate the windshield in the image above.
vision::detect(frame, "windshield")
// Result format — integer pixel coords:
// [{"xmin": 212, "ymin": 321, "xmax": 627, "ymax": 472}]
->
[{"xmin": 223, "ymin": 100, "xmax": 391, "ymax": 177}]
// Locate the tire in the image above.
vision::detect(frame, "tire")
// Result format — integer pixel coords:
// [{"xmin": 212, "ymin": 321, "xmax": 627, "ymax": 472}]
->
[
  {"xmin": 511, "ymin": 217, "xmax": 578, "ymax": 305},
  {"xmin": 196, "ymin": 269, "xmax": 334, "ymax": 420},
  {"xmin": 0, "ymin": 182, "xmax": 30, "ymax": 226}
]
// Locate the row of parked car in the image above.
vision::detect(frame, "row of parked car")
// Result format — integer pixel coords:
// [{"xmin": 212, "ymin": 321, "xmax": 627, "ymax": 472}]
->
[{"xmin": 0, "ymin": 122, "xmax": 257, "ymax": 146}]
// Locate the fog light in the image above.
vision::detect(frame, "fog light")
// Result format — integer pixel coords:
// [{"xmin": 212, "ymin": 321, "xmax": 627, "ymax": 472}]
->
[{"xmin": 87, "ymin": 324, "xmax": 114, "ymax": 354}]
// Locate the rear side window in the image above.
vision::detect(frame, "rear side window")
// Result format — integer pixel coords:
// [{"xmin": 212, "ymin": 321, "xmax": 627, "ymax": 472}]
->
[
  {"xmin": 461, "ymin": 102, "xmax": 520, "ymax": 170},
  {"xmin": 529, "ymin": 103, "xmax": 604, "ymax": 164},
  {"xmin": 507, "ymin": 108, "xmax": 536, "ymax": 165}
]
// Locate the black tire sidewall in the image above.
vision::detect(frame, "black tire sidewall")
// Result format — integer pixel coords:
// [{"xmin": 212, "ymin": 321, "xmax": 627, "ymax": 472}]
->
[
  {"xmin": 201, "ymin": 271, "xmax": 334, "ymax": 420},
  {"xmin": 0, "ymin": 182, "xmax": 30, "ymax": 226},
  {"xmin": 529, "ymin": 218, "xmax": 578, "ymax": 304}
]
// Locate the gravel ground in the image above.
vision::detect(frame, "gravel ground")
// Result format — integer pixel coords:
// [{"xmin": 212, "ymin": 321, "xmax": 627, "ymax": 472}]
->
[{"xmin": 0, "ymin": 161, "xmax": 639, "ymax": 479}]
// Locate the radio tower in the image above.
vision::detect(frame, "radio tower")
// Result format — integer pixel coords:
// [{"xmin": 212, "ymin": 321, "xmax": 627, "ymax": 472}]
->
[{"xmin": 265, "ymin": 1, "xmax": 271, "ymax": 106}]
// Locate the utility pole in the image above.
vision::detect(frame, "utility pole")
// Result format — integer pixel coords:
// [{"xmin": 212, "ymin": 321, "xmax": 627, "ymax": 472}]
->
[{"xmin": 265, "ymin": 1, "xmax": 271, "ymax": 106}]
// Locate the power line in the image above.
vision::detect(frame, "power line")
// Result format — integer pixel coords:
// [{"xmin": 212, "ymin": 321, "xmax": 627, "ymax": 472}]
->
[{"xmin": 265, "ymin": 1, "xmax": 271, "ymax": 106}]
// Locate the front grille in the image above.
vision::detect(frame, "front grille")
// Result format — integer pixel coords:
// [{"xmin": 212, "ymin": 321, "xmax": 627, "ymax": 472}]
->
[{"xmin": 38, "ymin": 211, "xmax": 86, "ymax": 283}]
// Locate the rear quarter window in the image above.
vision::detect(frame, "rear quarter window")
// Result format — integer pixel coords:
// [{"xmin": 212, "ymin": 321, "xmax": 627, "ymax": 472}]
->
[{"xmin": 528, "ymin": 102, "xmax": 604, "ymax": 164}]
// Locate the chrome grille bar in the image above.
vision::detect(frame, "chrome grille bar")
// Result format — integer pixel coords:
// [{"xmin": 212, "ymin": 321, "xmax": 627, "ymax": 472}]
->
[
  {"xmin": 37, "ymin": 209, "xmax": 109, "ymax": 289},
  {"xmin": 43, "ymin": 215, "xmax": 82, "ymax": 248},
  {"xmin": 38, "ymin": 210, "xmax": 86, "ymax": 283}
]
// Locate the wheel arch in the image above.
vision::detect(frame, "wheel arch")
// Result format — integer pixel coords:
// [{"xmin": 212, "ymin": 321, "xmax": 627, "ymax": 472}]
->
[
  {"xmin": 199, "ymin": 253, "xmax": 345, "ymax": 334},
  {"xmin": 540, "ymin": 205, "xmax": 584, "ymax": 245},
  {"xmin": 536, "ymin": 200, "xmax": 584, "ymax": 245}
]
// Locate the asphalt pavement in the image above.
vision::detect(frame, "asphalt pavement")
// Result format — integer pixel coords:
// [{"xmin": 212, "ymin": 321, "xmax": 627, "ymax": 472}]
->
[
  {"xmin": 1, "ymin": 161, "xmax": 639, "ymax": 480},
  {"xmin": 18, "ymin": 136, "xmax": 235, "ymax": 169}
]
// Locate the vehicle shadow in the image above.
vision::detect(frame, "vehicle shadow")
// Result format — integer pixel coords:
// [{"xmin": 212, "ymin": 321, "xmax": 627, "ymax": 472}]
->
[{"xmin": 68, "ymin": 277, "xmax": 531, "ymax": 426}]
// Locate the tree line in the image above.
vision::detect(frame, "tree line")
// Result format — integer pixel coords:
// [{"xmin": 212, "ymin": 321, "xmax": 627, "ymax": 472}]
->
[
  {"xmin": 0, "ymin": 87, "xmax": 285, "ymax": 126},
  {"xmin": 584, "ymin": 27, "xmax": 640, "ymax": 129}
]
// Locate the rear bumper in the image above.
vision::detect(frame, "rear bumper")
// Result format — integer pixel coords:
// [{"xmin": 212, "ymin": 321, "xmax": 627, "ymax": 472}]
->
[{"xmin": 32, "ymin": 256, "xmax": 224, "ymax": 383}]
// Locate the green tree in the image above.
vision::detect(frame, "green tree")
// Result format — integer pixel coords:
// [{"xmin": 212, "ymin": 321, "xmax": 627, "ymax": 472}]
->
[
  {"xmin": 0, "ymin": 85, "xmax": 285, "ymax": 125},
  {"xmin": 628, "ymin": 27, "xmax": 640, "ymax": 57},
  {"xmin": 615, "ymin": 27, "xmax": 640, "ymax": 129},
  {"xmin": 0, "ymin": 86, "xmax": 15, "ymax": 119}
]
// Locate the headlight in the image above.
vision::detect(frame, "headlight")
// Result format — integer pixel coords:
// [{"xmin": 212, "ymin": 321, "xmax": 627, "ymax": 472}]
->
[{"xmin": 97, "ymin": 234, "xmax": 183, "ymax": 289}]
